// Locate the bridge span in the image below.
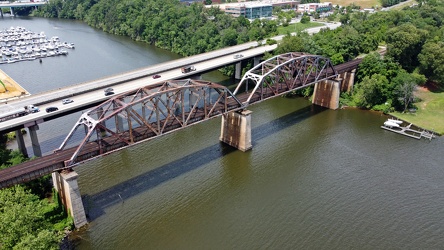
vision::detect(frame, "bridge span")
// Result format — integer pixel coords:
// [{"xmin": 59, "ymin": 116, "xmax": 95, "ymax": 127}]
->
[{"xmin": 0, "ymin": 52, "xmax": 362, "ymax": 228}]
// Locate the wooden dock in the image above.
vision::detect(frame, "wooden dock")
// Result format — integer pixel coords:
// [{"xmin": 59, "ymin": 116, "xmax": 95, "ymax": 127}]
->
[{"xmin": 381, "ymin": 120, "xmax": 436, "ymax": 140}]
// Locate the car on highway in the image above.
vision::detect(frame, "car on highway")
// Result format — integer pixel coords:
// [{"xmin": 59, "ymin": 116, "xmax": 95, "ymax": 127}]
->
[
  {"xmin": 233, "ymin": 54, "xmax": 244, "ymax": 59},
  {"xmin": 45, "ymin": 107, "xmax": 58, "ymax": 113},
  {"xmin": 62, "ymin": 98, "xmax": 73, "ymax": 104},
  {"xmin": 104, "ymin": 87, "xmax": 114, "ymax": 96},
  {"xmin": 152, "ymin": 74, "xmax": 161, "ymax": 79}
]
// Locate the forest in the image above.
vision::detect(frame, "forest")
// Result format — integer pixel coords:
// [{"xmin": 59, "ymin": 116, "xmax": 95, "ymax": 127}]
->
[{"xmin": 1, "ymin": 0, "xmax": 444, "ymax": 248}]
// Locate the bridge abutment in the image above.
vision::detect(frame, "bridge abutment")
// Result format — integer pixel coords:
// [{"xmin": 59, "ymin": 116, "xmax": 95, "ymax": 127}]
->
[
  {"xmin": 52, "ymin": 170, "xmax": 87, "ymax": 229},
  {"xmin": 220, "ymin": 110, "xmax": 252, "ymax": 151},
  {"xmin": 312, "ymin": 79, "xmax": 341, "ymax": 110},
  {"xmin": 338, "ymin": 69, "xmax": 356, "ymax": 93}
]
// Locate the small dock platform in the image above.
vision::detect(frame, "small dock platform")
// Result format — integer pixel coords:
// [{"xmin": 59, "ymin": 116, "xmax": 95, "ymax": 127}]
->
[{"xmin": 381, "ymin": 118, "xmax": 436, "ymax": 140}]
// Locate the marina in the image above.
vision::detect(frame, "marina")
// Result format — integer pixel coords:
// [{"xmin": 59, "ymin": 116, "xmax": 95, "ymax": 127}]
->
[
  {"xmin": 381, "ymin": 118, "xmax": 435, "ymax": 140},
  {"xmin": 0, "ymin": 26, "xmax": 75, "ymax": 64}
]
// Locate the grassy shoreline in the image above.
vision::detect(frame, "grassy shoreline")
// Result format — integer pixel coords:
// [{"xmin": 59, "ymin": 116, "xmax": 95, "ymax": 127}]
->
[{"xmin": 389, "ymin": 85, "xmax": 444, "ymax": 136}]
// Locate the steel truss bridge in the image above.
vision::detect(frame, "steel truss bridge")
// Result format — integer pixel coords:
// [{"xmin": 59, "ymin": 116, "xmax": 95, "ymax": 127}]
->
[{"xmin": 0, "ymin": 52, "xmax": 361, "ymax": 188}]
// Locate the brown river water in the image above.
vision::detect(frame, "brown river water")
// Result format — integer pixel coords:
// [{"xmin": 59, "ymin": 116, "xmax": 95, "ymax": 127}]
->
[{"xmin": 1, "ymin": 17, "xmax": 443, "ymax": 250}]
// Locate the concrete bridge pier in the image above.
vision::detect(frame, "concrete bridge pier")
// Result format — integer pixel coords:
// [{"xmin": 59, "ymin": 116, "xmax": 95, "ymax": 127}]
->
[
  {"xmin": 220, "ymin": 110, "xmax": 252, "ymax": 151},
  {"xmin": 235, "ymin": 62, "xmax": 242, "ymax": 80},
  {"xmin": 253, "ymin": 56, "xmax": 261, "ymax": 66},
  {"xmin": 339, "ymin": 69, "xmax": 356, "ymax": 93},
  {"xmin": 28, "ymin": 124, "xmax": 42, "ymax": 157},
  {"xmin": 312, "ymin": 79, "xmax": 341, "ymax": 110},
  {"xmin": 15, "ymin": 129, "xmax": 28, "ymax": 158},
  {"xmin": 116, "ymin": 114, "xmax": 125, "ymax": 132},
  {"xmin": 52, "ymin": 170, "xmax": 87, "ymax": 229},
  {"xmin": 1, "ymin": 9, "xmax": 3, "ymax": 18},
  {"xmin": 10, "ymin": 7, "xmax": 14, "ymax": 16}
]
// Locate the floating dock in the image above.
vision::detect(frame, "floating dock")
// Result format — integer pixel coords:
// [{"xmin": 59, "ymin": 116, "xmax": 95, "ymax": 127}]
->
[{"xmin": 381, "ymin": 118, "xmax": 436, "ymax": 140}]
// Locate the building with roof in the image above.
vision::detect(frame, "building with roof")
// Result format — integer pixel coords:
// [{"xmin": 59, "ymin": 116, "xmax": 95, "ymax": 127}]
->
[
  {"xmin": 214, "ymin": 1, "xmax": 298, "ymax": 19},
  {"xmin": 224, "ymin": 2, "xmax": 272, "ymax": 19},
  {"xmin": 296, "ymin": 2, "xmax": 332, "ymax": 13}
]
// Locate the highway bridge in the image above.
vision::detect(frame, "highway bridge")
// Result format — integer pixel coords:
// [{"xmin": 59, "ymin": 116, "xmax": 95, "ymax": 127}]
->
[{"xmin": 0, "ymin": 42, "xmax": 275, "ymax": 134}]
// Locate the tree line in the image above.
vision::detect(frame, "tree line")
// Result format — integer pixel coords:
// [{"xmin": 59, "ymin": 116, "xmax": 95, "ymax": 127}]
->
[
  {"xmin": 272, "ymin": 1, "xmax": 443, "ymax": 112},
  {"xmin": 33, "ymin": 0, "xmax": 278, "ymax": 57}
]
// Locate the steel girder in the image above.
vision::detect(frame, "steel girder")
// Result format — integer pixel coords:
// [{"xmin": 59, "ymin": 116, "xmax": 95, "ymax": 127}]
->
[
  {"xmin": 232, "ymin": 52, "xmax": 338, "ymax": 105},
  {"xmin": 57, "ymin": 79, "xmax": 243, "ymax": 167}
]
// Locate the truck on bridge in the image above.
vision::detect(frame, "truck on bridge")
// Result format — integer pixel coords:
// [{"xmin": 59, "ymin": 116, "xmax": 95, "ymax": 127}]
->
[
  {"xmin": 0, "ymin": 105, "xmax": 39, "ymax": 122},
  {"xmin": 181, "ymin": 65, "xmax": 196, "ymax": 74}
]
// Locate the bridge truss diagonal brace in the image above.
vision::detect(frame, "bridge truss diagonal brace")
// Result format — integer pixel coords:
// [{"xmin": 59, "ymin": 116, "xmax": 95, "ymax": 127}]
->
[{"xmin": 58, "ymin": 79, "xmax": 245, "ymax": 167}]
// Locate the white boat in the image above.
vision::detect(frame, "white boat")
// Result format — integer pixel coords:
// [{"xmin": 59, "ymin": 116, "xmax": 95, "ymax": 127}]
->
[
  {"xmin": 384, "ymin": 120, "xmax": 401, "ymax": 128},
  {"xmin": 387, "ymin": 118, "xmax": 403, "ymax": 124}
]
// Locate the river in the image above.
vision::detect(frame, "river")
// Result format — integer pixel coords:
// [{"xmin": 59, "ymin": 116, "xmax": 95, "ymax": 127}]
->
[{"xmin": 1, "ymin": 17, "xmax": 444, "ymax": 250}]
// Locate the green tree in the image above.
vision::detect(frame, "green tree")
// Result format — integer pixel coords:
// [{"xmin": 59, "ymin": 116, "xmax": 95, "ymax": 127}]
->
[
  {"xmin": 418, "ymin": 41, "xmax": 444, "ymax": 85},
  {"xmin": 353, "ymin": 74, "xmax": 389, "ymax": 109},
  {"xmin": 394, "ymin": 79, "xmax": 417, "ymax": 112},
  {"xmin": 385, "ymin": 23, "xmax": 428, "ymax": 71},
  {"xmin": 0, "ymin": 186, "xmax": 63, "ymax": 249},
  {"xmin": 300, "ymin": 13, "xmax": 310, "ymax": 24}
]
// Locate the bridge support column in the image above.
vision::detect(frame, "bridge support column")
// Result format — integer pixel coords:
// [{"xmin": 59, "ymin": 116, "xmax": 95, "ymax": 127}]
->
[
  {"xmin": 235, "ymin": 62, "xmax": 242, "ymax": 80},
  {"xmin": 312, "ymin": 79, "xmax": 341, "ymax": 110},
  {"xmin": 116, "ymin": 114, "xmax": 125, "ymax": 132},
  {"xmin": 339, "ymin": 69, "xmax": 356, "ymax": 93},
  {"xmin": 10, "ymin": 7, "xmax": 13, "ymax": 16},
  {"xmin": 28, "ymin": 125, "xmax": 42, "ymax": 157},
  {"xmin": 253, "ymin": 56, "xmax": 261, "ymax": 66},
  {"xmin": 1, "ymin": 9, "xmax": 3, "ymax": 18},
  {"xmin": 15, "ymin": 129, "xmax": 28, "ymax": 158},
  {"xmin": 52, "ymin": 170, "xmax": 87, "ymax": 229},
  {"xmin": 220, "ymin": 110, "xmax": 252, "ymax": 152}
]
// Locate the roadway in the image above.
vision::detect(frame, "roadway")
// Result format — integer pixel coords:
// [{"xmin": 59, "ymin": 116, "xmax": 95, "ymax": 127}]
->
[
  {"xmin": 0, "ymin": 1, "xmax": 46, "ymax": 8},
  {"xmin": 0, "ymin": 42, "xmax": 277, "ymax": 133}
]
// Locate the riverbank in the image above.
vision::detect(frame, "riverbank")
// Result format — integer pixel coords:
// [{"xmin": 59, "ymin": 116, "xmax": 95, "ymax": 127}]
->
[{"xmin": 389, "ymin": 83, "xmax": 444, "ymax": 135}]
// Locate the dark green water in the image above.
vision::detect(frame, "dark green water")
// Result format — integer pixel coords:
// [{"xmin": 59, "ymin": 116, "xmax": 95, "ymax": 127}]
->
[{"xmin": 1, "ymin": 17, "xmax": 443, "ymax": 250}]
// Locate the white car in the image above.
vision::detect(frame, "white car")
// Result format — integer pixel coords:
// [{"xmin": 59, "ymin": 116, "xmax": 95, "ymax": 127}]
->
[
  {"xmin": 62, "ymin": 98, "xmax": 74, "ymax": 104},
  {"xmin": 233, "ymin": 54, "xmax": 244, "ymax": 59}
]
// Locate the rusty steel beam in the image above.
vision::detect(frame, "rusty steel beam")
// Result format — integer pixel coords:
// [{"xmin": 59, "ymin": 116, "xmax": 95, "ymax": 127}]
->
[{"xmin": 57, "ymin": 79, "xmax": 244, "ymax": 167}]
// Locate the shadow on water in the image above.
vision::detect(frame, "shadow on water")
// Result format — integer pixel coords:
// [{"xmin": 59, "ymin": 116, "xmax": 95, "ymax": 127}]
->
[{"xmin": 83, "ymin": 103, "xmax": 327, "ymax": 221}]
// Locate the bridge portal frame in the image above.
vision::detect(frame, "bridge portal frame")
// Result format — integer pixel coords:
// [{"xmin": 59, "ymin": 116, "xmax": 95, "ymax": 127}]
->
[{"xmin": 233, "ymin": 52, "xmax": 338, "ymax": 105}]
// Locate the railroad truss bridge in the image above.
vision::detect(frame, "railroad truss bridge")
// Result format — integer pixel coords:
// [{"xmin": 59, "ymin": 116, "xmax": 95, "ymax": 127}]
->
[{"xmin": 0, "ymin": 52, "xmax": 361, "ymax": 228}]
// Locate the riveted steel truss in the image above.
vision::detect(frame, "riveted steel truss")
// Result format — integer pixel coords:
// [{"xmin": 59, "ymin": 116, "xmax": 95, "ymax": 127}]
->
[
  {"xmin": 58, "ymin": 79, "xmax": 244, "ymax": 167},
  {"xmin": 233, "ymin": 52, "xmax": 338, "ymax": 105}
]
